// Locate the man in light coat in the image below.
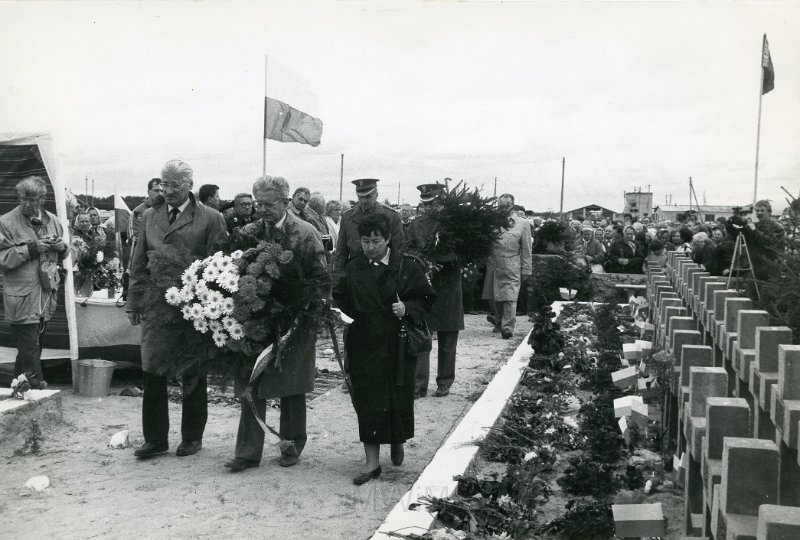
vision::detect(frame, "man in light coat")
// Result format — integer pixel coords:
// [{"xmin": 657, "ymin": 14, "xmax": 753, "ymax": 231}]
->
[
  {"xmin": 0, "ymin": 176, "xmax": 67, "ymax": 381},
  {"xmin": 224, "ymin": 175, "xmax": 330, "ymax": 471},
  {"xmin": 127, "ymin": 159, "xmax": 228, "ymax": 459},
  {"xmin": 481, "ymin": 193, "xmax": 532, "ymax": 339}
]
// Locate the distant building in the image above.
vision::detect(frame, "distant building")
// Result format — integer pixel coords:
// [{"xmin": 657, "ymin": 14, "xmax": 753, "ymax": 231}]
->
[
  {"xmin": 564, "ymin": 204, "xmax": 617, "ymax": 222},
  {"xmin": 652, "ymin": 204, "xmax": 750, "ymax": 224},
  {"xmin": 624, "ymin": 189, "xmax": 653, "ymax": 220}
]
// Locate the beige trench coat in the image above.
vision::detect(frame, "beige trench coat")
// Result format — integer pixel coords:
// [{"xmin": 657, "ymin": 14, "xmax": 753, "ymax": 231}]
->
[{"xmin": 481, "ymin": 215, "xmax": 532, "ymax": 302}]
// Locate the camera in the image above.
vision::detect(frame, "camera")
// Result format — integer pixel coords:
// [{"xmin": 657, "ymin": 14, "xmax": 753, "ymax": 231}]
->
[{"xmin": 321, "ymin": 235, "xmax": 333, "ymax": 252}]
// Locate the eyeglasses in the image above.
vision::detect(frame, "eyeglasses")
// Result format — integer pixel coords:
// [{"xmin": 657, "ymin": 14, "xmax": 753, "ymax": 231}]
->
[
  {"xmin": 20, "ymin": 196, "xmax": 44, "ymax": 203},
  {"xmin": 254, "ymin": 199, "xmax": 284, "ymax": 209},
  {"xmin": 161, "ymin": 181, "xmax": 188, "ymax": 190}
]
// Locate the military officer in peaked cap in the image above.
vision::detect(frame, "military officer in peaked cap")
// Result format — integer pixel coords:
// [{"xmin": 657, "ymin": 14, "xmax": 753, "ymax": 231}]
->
[
  {"xmin": 406, "ymin": 182, "xmax": 464, "ymax": 398},
  {"xmin": 333, "ymin": 178, "xmax": 405, "ymax": 273}
]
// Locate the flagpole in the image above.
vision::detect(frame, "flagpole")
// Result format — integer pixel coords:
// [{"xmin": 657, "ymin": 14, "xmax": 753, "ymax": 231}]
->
[
  {"xmin": 752, "ymin": 34, "xmax": 767, "ymax": 212},
  {"xmin": 559, "ymin": 157, "xmax": 565, "ymax": 217},
  {"xmin": 263, "ymin": 55, "xmax": 268, "ymax": 177}
]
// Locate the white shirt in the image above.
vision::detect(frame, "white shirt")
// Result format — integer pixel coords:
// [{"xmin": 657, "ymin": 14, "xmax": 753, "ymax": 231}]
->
[
  {"xmin": 371, "ymin": 247, "xmax": 391, "ymax": 266},
  {"xmin": 168, "ymin": 198, "xmax": 191, "ymax": 216}
]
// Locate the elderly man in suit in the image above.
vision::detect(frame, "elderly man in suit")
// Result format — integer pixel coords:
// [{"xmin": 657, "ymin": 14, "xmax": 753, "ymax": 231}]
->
[
  {"xmin": 127, "ymin": 159, "xmax": 228, "ymax": 459},
  {"xmin": 224, "ymin": 175, "xmax": 330, "ymax": 471}
]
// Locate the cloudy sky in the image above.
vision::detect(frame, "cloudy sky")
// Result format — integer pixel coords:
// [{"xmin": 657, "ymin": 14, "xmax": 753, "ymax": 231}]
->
[{"xmin": 1, "ymin": 1, "xmax": 798, "ymax": 213}]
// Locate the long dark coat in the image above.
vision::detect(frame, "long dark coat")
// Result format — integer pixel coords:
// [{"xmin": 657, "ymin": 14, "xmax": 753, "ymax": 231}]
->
[
  {"xmin": 333, "ymin": 250, "xmax": 436, "ymax": 444},
  {"xmin": 250, "ymin": 213, "xmax": 330, "ymax": 399},
  {"xmin": 127, "ymin": 194, "xmax": 228, "ymax": 374},
  {"xmin": 405, "ymin": 213, "xmax": 464, "ymax": 332}
]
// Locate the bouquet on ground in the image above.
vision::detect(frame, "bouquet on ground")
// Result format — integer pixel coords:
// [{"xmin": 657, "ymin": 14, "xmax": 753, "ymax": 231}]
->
[{"xmin": 164, "ymin": 251, "xmax": 244, "ymax": 350}]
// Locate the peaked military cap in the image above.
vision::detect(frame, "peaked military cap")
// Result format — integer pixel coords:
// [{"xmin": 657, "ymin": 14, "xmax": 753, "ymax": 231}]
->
[
  {"xmin": 417, "ymin": 183, "xmax": 445, "ymax": 203},
  {"xmin": 352, "ymin": 178, "xmax": 379, "ymax": 196}
]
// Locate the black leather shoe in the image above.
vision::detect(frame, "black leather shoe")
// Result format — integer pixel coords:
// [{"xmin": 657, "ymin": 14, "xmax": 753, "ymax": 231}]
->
[
  {"xmin": 434, "ymin": 385, "xmax": 450, "ymax": 397},
  {"xmin": 134, "ymin": 441, "xmax": 168, "ymax": 459},
  {"xmin": 391, "ymin": 444, "xmax": 404, "ymax": 466},
  {"xmin": 486, "ymin": 314, "xmax": 497, "ymax": 326},
  {"xmin": 353, "ymin": 466, "xmax": 382, "ymax": 485},
  {"xmin": 176, "ymin": 440, "xmax": 202, "ymax": 457},
  {"xmin": 414, "ymin": 387, "xmax": 427, "ymax": 399},
  {"xmin": 224, "ymin": 457, "xmax": 260, "ymax": 472},
  {"xmin": 501, "ymin": 330, "xmax": 513, "ymax": 339},
  {"xmin": 279, "ymin": 454, "xmax": 299, "ymax": 467}
]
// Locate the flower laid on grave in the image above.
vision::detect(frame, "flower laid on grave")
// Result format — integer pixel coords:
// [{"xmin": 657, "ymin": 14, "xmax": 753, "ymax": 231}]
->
[
  {"xmin": 9, "ymin": 372, "xmax": 47, "ymax": 399},
  {"xmin": 164, "ymin": 250, "xmax": 243, "ymax": 350}
]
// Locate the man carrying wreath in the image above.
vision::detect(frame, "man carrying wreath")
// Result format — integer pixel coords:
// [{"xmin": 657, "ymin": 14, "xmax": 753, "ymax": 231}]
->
[
  {"xmin": 224, "ymin": 175, "xmax": 330, "ymax": 471},
  {"xmin": 127, "ymin": 159, "xmax": 228, "ymax": 459}
]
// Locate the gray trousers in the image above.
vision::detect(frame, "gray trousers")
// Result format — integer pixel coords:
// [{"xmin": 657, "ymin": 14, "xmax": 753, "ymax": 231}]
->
[
  {"xmin": 235, "ymin": 394, "xmax": 307, "ymax": 462},
  {"xmin": 415, "ymin": 330, "xmax": 459, "ymax": 392},
  {"xmin": 493, "ymin": 301, "xmax": 517, "ymax": 333}
]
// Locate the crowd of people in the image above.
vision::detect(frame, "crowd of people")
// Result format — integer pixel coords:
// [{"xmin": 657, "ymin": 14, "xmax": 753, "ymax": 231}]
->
[{"xmin": 2, "ymin": 165, "xmax": 796, "ymax": 486}]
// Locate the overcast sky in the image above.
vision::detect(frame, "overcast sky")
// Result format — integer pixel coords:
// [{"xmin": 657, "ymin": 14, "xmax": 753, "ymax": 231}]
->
[{"xmin": 1, "ymin": 1, "xmax": 798, "ymax": 213}]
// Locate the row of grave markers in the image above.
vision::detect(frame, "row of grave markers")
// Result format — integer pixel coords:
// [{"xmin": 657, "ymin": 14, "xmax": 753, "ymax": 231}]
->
[{"xmin": 643, "ymin": 252, "xmax": 800, "ymax": 540}]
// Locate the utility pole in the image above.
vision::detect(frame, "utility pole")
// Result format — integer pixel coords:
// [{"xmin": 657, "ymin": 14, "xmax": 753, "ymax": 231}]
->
[
  {"xmin": 339, "ymin": 154, "xmax": 344, "ymax": 203},
  {"xmin": 397, "ymin": 182, "xmax": 400, "ymax": 205},
  {"xmin": 493, "ymin": 177, "xmax": 497, "ymax": 198}
]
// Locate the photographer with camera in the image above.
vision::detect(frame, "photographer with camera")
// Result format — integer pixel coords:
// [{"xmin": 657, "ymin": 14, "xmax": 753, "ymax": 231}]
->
[{"xmin": 0, "ymin": 176, "xmax": 67, "ymax": 383}]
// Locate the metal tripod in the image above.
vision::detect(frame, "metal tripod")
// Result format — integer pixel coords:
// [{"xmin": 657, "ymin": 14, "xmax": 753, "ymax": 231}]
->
[{"xmin": 726, "ymin": 232, "xmax": 760, "ymax": 300}]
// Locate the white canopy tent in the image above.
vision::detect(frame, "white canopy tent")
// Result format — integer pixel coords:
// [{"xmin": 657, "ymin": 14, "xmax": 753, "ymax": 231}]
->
[{"xmin": 0, "ymin": 132, "xmax": 79, "ymax": 364}]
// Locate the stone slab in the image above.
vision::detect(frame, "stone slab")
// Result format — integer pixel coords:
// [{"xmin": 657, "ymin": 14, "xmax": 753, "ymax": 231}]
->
[
  {"xmin": 612, "ymin": 503, "xmax": 666, "ymax": 538},
  {"xmin": 720, "ymin": 437, "xmax": 780, "ymax": 516},
  {"xmin": 757, "ymin": 504, "xmax": 800, "ymax": 540}
]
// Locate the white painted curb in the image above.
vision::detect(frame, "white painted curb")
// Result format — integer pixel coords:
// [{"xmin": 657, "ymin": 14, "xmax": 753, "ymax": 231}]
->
[{"xmin": 371, "ymin": 329, "xmax": 534, "ymax": 539}]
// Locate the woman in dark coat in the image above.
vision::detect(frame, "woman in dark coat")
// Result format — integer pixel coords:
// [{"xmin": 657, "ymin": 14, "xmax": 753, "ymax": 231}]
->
[
  {"xmin": 333, "ymin": 213, "xmax": 436, "ymax": 485},
  {"xmin": 606, "ymin": 226, "xmax": 644, "ymax": 273}
]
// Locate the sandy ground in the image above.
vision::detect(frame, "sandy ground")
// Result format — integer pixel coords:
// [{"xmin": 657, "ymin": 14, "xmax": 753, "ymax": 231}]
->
[{"xmin": 0, "ymin": 314, "xmax": 531, "ymax": 540}]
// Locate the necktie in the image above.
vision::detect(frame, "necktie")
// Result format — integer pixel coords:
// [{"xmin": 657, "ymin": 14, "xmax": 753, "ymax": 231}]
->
[{"xmin": 169, "ymin": 207, "xmax": 179, "ymax": 225}]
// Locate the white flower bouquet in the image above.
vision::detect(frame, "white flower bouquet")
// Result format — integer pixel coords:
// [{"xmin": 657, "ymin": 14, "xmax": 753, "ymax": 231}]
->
[{"xmin": 164, "ymin": 250, "xmax": 244, "ymax": 348}]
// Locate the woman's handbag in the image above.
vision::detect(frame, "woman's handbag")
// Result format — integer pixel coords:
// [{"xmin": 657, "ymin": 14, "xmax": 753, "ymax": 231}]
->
[
  {"xmin": 396, "ymin": 256, "xmax": 433, "ymax": 356},
  {"xmin": 402, "ymin": 316, "xmax": 432, "ymax": 355}
]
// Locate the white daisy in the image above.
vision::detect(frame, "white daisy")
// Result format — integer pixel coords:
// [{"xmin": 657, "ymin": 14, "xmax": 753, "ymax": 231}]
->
[
  {"xmin": 181, "ymin": 305, "xmax": 193, "ymax": 321},
  {"xmin": 197, "ymin": 288, "xmax": 211, "ymax": 304},
  {"xmin": 211, "ymin": 331, "xmax": 227, "ymax": 348},
  {"xmin": 203, "ymin": 304, "xmax": 222, "ymax": 320},
  {"xmin": 231, "ymin": 250, "xmax": 243, "ymax": 259},
  {"xmin": 217, "ymin": 257, "xmax": 234, "ymax": 273},
  {"xmin": 209, "ymin": 320, "xmax": 223, "ymax": 333},
  {"xmin": 181, "ymin": 271, "xmax": 198, "ymax": 286},
  {"xmin": 189, "ymin": 303, "xmax": 204, "ymax": 321},
  {"xmin": 222, "ymin": 316, "xmax": 237, "ymax": 331},
  {"xmin": 221, "ymin": 297, "xmax": 235, "ymax": 315},
  {"xmin": 228, "ymin": 323, "xmax": 244, "ymax": 340},
  {"xmin": 202, "ymin": 264, "xmax": 220, "ymax": 282},
  {"xmin": 164, "ymin": 287, "xmax": 182, "ymax": 306},
  {"xmin": 218, "ymin": 273, "xmax": 239, "ymax": 293},
  {"xmin": 179, "ymin": 285, "xmax": 195, "ymax": 303},
  {"xmin": 193, "ymin": 319, "xmax": 209, "ymax": 333},
  {"xmin": 194, "ymin": 280, "xmax": 208, "ymax": 295},
  {"xmin": 206, "ymin": 290, "xmax": 224, "ymax": 307}
]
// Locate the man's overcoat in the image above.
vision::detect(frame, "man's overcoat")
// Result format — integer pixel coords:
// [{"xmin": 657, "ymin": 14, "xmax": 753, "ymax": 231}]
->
[
  {"xmin": 127, "ymin": 194, "xmax": 228, "ymax": 374},
  {"xmin": 405, "ymin": 213, "xmax": 464, "ymax": 332},
  {"xmin": 481, "ymin": 216, "xmax": 532, "ymax": 302},
  {"xmin": 250, "ymin": 212, "xmax": 330, "ymax": 399}
]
